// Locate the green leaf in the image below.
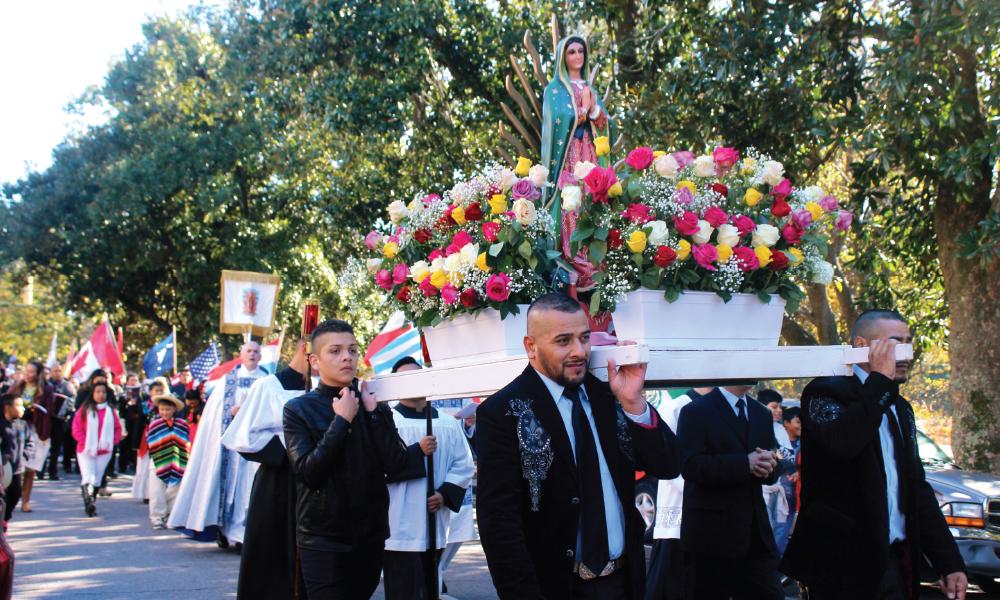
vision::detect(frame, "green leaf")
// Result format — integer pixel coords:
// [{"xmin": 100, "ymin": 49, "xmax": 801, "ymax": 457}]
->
[
  {"xmin": 528, "ymin": 255, "xmax": 538, "ymax": 269},
  {"xmin": 589, "ymin": 240, "xmax": 607, "ymax": 263},
  {"xmin": 631, "ymin": 253, "xmax": 645, "ymax": 268},
  {"xmin": 489, "ymin": 242, "xmax": 505, "ymax": 257},
  {"xmin": 518, "ymin": 240, "xmax": 532, "ymax": 260},
  {"xmin": 641, "ymin": 268, "xmax": 662, "ymax": 289},
  {"xmin": 589, "ymin": 291, "xmax": 602, "ymax": 316},
  {"xmin": 594, "ymin": 226, "xmax": 609, "ymax": 241}
]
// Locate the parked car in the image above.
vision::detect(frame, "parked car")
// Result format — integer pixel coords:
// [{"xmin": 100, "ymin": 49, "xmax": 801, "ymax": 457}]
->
[{"xmin": 918, "ymin": 430, "xmax": 1000, "ymax": 595}]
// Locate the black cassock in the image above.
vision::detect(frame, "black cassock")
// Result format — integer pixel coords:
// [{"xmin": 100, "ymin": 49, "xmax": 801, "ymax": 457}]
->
[{"xmin": 237, "ymin": 367, "xmax": 306, "ymax": 600}]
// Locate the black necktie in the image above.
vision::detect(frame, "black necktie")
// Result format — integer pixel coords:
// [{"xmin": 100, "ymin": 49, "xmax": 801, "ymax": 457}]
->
[
  {"xmin": 883, "ymin": 401, "xmax": 910, "ymax": 502},
  {"xmin": 736, "ymin": 397, "xmax": 747, "ymax": 422},
  {"xmin": 564, "ymin": 385, "xmax": 609, "ymax": 574}
]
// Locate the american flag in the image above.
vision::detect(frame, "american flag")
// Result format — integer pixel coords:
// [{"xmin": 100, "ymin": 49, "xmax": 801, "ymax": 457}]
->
[{"xmin": 188, "ymin": 342, "xmax": 221, "ymax": 381}]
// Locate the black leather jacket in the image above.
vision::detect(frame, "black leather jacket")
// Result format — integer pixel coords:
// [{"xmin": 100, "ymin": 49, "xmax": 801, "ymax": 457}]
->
[{"xmin": 283, "ymin": 382, "xmax": 424, "ymax": 548}]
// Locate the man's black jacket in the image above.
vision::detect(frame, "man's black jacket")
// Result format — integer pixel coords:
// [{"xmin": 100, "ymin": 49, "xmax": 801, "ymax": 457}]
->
[
  {"xmin": 476, "ymin": 366, "xmax": 680, "ymax": 600},
  {"xmin": 283, "ymin": 382, "xmax": 424, "ymax": 549},
  {"xmin": 780, "ymin": 372, "xmax": 964, "ymax": 598}
]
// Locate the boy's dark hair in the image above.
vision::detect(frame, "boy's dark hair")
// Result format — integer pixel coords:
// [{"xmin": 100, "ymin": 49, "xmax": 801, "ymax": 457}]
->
[
  {"xmin": 851, "ymin": 309, "xmax": 907, "ymax": 341},
  {"xmin": 527, "ymin": 292, "xmax": 582, "ymax": 319},
  {"xmin": 184, "ymin": 389, "xmax": 201, "ymax": 401},
  {"xmin": 757, "ymin": 389, "xmax": 783, "ymax": 406},
  {"xmin": 1, "ymin": 393, "xmax": 18, "ymax": 409},
  {"xmin": 391, "ymin": 356, "xmax": 420, "ymax": 373},
  {"xmin": 310, "ymin": 319, "xmax": 355, "ymax": 346},
  {"xmin": 783, "ymin": 406, "xmax": 801, "ymax": 422}
]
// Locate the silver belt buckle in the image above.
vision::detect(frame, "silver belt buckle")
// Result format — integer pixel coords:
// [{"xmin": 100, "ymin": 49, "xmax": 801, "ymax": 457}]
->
[{"xmin": 574, "ymin": 559, "xmax": 618, "ymax": 581}]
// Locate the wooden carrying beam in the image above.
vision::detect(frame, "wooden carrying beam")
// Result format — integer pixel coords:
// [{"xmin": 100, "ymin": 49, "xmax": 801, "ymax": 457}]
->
[{"xmin": 366, "ymin": 344, "xmax": 913, "ymax": 402}]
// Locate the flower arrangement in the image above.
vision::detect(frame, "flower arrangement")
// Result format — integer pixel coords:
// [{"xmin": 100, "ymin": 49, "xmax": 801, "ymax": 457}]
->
[
  {"xmin": 559, "ymin": 146, "xmax": 853, "ymax": 312},
  {"xmin": 365, "ymin": 163, "xmax": 559, "ymax": 327}
]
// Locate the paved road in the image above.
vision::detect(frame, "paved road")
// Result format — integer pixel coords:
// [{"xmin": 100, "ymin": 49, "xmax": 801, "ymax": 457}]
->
[{"xmin": 7, "ymin": 473, "xmax": 987, "ymax": 599}]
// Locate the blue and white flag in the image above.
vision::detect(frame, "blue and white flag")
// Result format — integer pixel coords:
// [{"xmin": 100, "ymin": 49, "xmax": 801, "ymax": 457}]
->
[
  {"xmin": 364, "ymin": 312, "xmax": 424, "ymax": 375},
  {"xmin": 188, "ymin": 342, "xmax": 221, "ymax": 382},
  {"xmin": 143, "ymin": 332, "xmax": 175, "ymax": 378}
]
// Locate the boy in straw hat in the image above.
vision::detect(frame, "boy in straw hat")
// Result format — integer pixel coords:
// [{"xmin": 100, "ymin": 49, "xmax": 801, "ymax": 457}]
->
[{"xmin": 146, "ymin": 393, "xmax": 190, "ymax": 529}]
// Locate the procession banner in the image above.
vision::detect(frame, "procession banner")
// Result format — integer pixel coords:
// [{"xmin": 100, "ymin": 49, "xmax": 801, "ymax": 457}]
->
[{"xmin": 219, "ymin": 270, "xmax": 281, "ymax": 338}]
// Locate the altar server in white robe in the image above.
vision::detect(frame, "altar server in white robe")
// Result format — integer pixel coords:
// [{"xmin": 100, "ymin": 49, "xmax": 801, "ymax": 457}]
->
[
  {"xmin": 168, "ymin": 342, "xmax": 265, "ymax": 547},
  {"xmin": 383, "ymin": 358, "xmax": 475, "ymax": 600}
]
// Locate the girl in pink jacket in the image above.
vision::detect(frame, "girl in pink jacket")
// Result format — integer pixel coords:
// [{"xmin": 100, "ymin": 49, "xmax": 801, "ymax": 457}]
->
[{"xmin": 72, "ymin": 382, "xmax": 122, "ymax": 517}]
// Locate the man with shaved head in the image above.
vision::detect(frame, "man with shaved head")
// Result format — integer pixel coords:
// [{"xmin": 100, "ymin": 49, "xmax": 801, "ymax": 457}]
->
[
  {"xmin": 477, "ymin": 292, "xmax": 680, "ymax": 599},
  {"xmin": 782, "ymin": 309, "xmax": 966, "ymax": 599},
  {"xmin": 169, "ymin": 340, "xmax": 267, "ymax": 549}
]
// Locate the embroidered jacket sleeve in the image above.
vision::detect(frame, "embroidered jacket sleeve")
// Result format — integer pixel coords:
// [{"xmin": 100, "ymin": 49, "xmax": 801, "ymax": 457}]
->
[{"xmin": 802, "ymin": 373, "xmax": 895, "ymax": 461}]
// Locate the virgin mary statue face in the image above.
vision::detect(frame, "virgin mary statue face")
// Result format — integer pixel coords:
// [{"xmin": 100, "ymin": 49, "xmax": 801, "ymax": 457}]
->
[{"xmin": 565, "ymin": 41, "xmax": 586, "ymax": 73}]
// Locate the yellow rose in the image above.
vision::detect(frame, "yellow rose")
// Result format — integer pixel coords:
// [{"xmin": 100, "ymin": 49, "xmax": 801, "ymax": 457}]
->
[
  {"xmin": 744, "ymin": 188, "xmax": 763, "ymax": 207},
  {"xmin": 451, "ymin": 205, "xmax": 467, "ymax": 225},
  {"xmin": 383, "ymin": 241, "xmax": 399, "ymax": 259},
  {"xmin": 430, "ymin": 270, "xmax": 448, "ymax": 289},
  {"xmin": 489, "ymin": 194, "xmax": 508, "ymax": 215},
  {"xmin": 677, "ymin": 239, "xmax": 691, "ymax": 260},
  {"xmin": 476, "ymin": 252, "xmax": 491, "ymax": 272},
  {"xmin": 653, "ymin": 150, "xmax": 666, "ymax": 158},
  {"xmin": 740, "ymin": 157, "xmax": 757, "ymax": 175},
  {"xmin": 514, "ymin": 156, "xmax": 532, "ymax": 177},
  {"xmin": 677, "ymin": 180, "xmax": 697, "ymax": 195},
  {"xmin": 755, "ymin": 245, "xmax": 772, "ymax": 268},
  {"xmin": 788, "ymin": 247, "xmax": 804, "ymax": 264},
  {"xmin": 411, "ymin": 261, "xmax": 430, "ymax": 282},
  {"xmin": 805, "ymin": 201, "xmax": 823, "ymax": 222},
  {"xmin": 608, "ymin": 182, "xmax": 624, "ymax": 197},
  {"xmin": 449, "ymin": 272, "xmax": 463, "ymax": 286},
  {"xmin": 594, "ymin": 136, "xmax": 610, "ymax": 157},
  {"xmin": 717, "ymin": 244, "xmax": 733, "ymax": 263},
  {"xmin": 626, "ymin": 230, "xmax": 647, "ymax": 254}
]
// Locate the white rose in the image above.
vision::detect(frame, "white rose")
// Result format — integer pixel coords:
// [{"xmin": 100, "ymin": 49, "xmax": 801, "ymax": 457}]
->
[
  {"xmin": 716, "ymin": 223, "xmax": 740, "ymax": 247},
  {"xmin": 692, "ymin": 220, "xmax": 715, "ymax": 245},
  {"xmin": 499, "ymin": 169, "xmax": 517, "ymax": 191},
  {"xmin": 573, "ymin": 160, "xmax": 597, "ymax": 180},
  {"xmin": 528, "ymin": 165, "xmax": 549, "ymax": 188},
  {"xmin": 810, "ymin": 260, "xmax": 835, "ymax": 285},
  {"xmin": 444, "ymin": 252, "xmax": 463, "ymax": 274},
  {"xmin": 366, "ymin": 258, "xmax": 383, "ymax": 274},
  {"xmin": 693, "ymin": 155, "xmax": 715, "ymax": 178},
  {"xmin": 646, "ymin": 220, "xmax": 669, "ymax": 246},
  {"xmin": 386, "ymin": 200, "xmax": 409, "ymax": 224},
  {"xmin": 430, "ymin": 257, "xmax": 446, "ymax": 273},
  {"xmin": 459, "ymin": 243, "xmax": 479, "ymax": 267},
  {"xmin": 561, "ymin": 185, "xmax": 582, "ymax": 212},
  {"xmin": 410, "ymin": 260, "xmax": 429, "ymax": 281},
  {"xmin": 802, "ymin": 186, "xmax": 824, "ymax": 203},
  {"xmin": 512, "ymin": 198, "xmax": 537, "ymax": 226},
  {"xmin": 761, "ymin": 160, "xmax": 785, "ymax": 186},
  {"xmin": 653, "ymin": 154, "xmax": 680, "ymax": 178},
  {"xmin": 752, "ymin": 224, "xmax": 780, "ymax": 247}
]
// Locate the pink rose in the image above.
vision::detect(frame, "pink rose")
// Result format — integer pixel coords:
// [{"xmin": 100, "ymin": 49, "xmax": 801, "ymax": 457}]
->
[
  {"xmin": 730, "ymin": 215, "xmax": 755, "ymax": 237},
  {"xmin": 782, "ymin": 223, "xmax": 803, "ymax": 244},
  {"xmin": 672, "ymin": 150, "xmax": 696, "ymax": 168},
  {"xmin": 673, "ymin": 211, "xmax": 701, "ymax": 237},
  {"xmin": 392, "ymin": 263, "xmax": 409, "ymax": 285},
  {"xmin": 365, "ymin": 231, "xmax": 382, "ymax": 250},
  {"xmin": 445, "ymin": 243, "xmax": 461, "ymax": 256},
  {"xmin": 703, "ymin": 206, "xmax": 729, "ymax": 228},
  {"xmin": 733, "ymin": 246, "xmax": 759, "ymax": 271},
  {"xmin": 441, "ymin": 283, "xmax": 460, "ymax": 305},
  {"xmin": 675, "ymin": 187, "xmax": 694, "ymax": 206},
  {"xmin": 421, "ymin": 193, "xmax": 441, "ymax": 206},
  {"xmin": 626, "ymin": 147, "xmax": 655, "ymax": 171},
  {"xmin": 428, "ymin": 248, "xmax": 445, "ymax": 261},
  {"xmin": 791, "ymin": 209, "xmax": 813, "ymax": 230},
  {"xmin": 622, "ymin": 203, "xmax": 654, "ymax": 225},
  {"xmin": 485, "ymin": 273, "xmax": 511, "ymax": 302},
  {"xmin": 452, "ymin": 230, "xmax": 473, "ymax": 248},
  {"xmin": 835, "ymin": 210, "xmax": 853, "ymax": 232},
  {"xmin": 712, "ymin": 146, "xmax": 740, "ymax": 174},
  {"xmin": 511, "ymin": 178, "xmax": 540, "ymax": 201},
  {"xmin": 770, "ymin": 178, "xmax": 792, "ymax": 200},
  {"xmin": 419, "ymin": 276, "xmax": 439, "ymax": 297},
  {"xmin": 820, "ymin": 195, "xmax": 838, "ymax": 212},
  {"xmin": 481, "ymin": 221, "xmax": 501, "ymax": 243},
  {"xmin": 584, "ymin": 166, "xmax": 618, "ymax": 204},
  {"xmin": 375, "ymin": 269, "xmax": 393, "ymax": 290},
  {"xmin": 692, "ymin": 244, "xmax": 718, "ymax": 271}
]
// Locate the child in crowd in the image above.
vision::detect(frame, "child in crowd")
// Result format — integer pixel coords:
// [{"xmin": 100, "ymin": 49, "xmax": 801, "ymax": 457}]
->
[
  {"xmin": 71, "ymin": 382, "xmax": 122, "ymax": 517},
  {"xmin": 131, "ymin": 378, "xmax": 169, "ymax": 503},
  {"xmin": 182, "ymin": 389, "xmax": 202, "ymax": 443},
  {"xmin": 0, "ymin": 394, "xmax": 31, "ymax": 526},
  {"xmin": 146, "ymin": 394, "xmax": 189, "ymax": 529}
]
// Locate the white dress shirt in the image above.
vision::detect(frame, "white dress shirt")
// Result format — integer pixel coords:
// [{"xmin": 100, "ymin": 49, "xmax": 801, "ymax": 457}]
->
[
  {"xmin": 854, "ymin": 365, "xmax": 906, "ymax": 543},
  {"xmin": 719, "ymin": 387, "xmax": 750, "ymax": 420},
  {"xmin": 533, "ymin": 368, "xmax": 651, "ymax": 561}
]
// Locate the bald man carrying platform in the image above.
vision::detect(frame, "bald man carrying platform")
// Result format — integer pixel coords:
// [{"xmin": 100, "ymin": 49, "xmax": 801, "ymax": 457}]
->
[
  {"xmin": 168, "ymin": 341, "xmax": 267, "ymax": 548},
  {"xmin": 477, "ymin": 292, "xmax": 681, "ymax": 600}
]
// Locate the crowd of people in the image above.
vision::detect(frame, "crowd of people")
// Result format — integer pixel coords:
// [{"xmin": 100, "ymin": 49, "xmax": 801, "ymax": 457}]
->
[{"xmin": 0, "ymin": 299, "xmax": 972, "ymax": 600}]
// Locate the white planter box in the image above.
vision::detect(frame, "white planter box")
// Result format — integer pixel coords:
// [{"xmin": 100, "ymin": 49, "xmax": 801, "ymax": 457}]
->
[
  {"xmin": 612, "ymin": 290, "xmax": 785, "ymax": 349},
  {"xmin": 422, "ymin": 305, "xmax": 531, "ymax": 367}
]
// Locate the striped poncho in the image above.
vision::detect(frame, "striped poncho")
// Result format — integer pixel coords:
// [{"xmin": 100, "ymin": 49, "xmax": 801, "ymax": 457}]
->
[{"xmin": 146, "ymin": 417, "xmax": 190, "ymax": 486}]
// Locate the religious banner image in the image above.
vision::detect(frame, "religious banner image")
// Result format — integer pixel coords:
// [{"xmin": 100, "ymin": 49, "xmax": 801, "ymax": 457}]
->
[{"xmin": 219, "ymin": 270, "xmax": 281, "ymax": 337}]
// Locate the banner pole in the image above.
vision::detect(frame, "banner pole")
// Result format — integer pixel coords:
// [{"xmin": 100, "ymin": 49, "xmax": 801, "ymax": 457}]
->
[{"xmin": 172, "ymin": 325, "xmax": 178, "ymax": 376}]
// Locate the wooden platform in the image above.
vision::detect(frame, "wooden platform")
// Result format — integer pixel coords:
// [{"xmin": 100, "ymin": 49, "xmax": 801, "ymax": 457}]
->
[{"xmin": 367, "ymin": 343, "xmax": 913, "ymax": 402}]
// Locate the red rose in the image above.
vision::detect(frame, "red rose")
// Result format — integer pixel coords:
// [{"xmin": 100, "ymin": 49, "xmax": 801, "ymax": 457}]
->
[
  {"xmin": 732, "ymin": 246, "xmax": 759, "ymax": 271},
  {"xmin": 770, "ymin": 178, "xmax": 792, "ymax": 200},
  {"xmin": 482, "ymin": 221, "xmax": 501, "ymax": 243},
  {"xmin": 419, "ymin": 277, "xmax": 439, "ymax": 297},
  {"xmin": 625, "ymin": 147, "xmax": 655, "ymax": 171},
  {"xmin": 622, "ymin": 203, "xmax": 654, "ymax": 225},
  {"xmin": 768, "ymin": 250, "xmax": 790, "ymax": 271},
  {"xmin": 435, "ymin": 215, "xmax": 453, "ymax": 230},
  {"xmin": 709, "ymin": 183, "xmax": 729, "ymax": 198},
  {"xmin": 781, "ymin": 223, "xmax": 803, "ymax": 244},
  {"xmin": 730, "ymin": 215, "xmax": 756, "ymax": 237},
  {"xmin": 771, "ymin": 198, "xmax": 791, "ymax": 217},
  {"xmin": 673, "ymin": 211, "xmax": 701, "ymax": 237},
  {"xmin": 653, "ymin": 246, "xmax": 677, "ymax": 268},
  {"xmin": 486, "ymin": 184, "xmax": 502, "ymax": 198},
  {"xmin": 460, "ymin": 288, "xmax": 478, "ymax": 308},
  {"xmin": 464, "ymin": 203, "xmax": 484, "ymax": 221},
  {"xmin": 396, "ymin": 286, "xmax": 412, "ymax": 302},
  {"xmin": 703, "ymin": 206, "xmax": 729, "ymax": 228},
  {"xmin": 413, "ymin": 228, "xmax": 432, "ymax": 244},
  {"xmin": 608, "ymin": 229, "xmax": 623, "ymax": 249},
  {"xmin": 584, "ymin": 166, "xmax": 618, "ymax": 204}
]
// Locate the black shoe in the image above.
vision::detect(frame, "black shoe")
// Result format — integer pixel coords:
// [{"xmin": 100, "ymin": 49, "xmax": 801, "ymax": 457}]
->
[
  {"xmin": 217, "ymin": 532, "xmax": 229, "ymax": 549},
  {"xmin": 49, "ymin": 475, "xmax": 60, "ymax": 481},
  {"xmin": 234, "ymin": 542, "xmax": 242, "ymax": 554},
  {"xmin": 109, "ymin": 472, "xmax": 120, "ymax": 479}
]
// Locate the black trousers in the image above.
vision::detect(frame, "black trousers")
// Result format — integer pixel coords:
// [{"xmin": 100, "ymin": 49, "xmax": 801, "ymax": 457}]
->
[
  {"xmin": 382, "ymin": 550, "xmax": 441, "ymax": 600},
  {"xmin": 299, "ymin": 545, "xmax": 383, "ymax": 600},
  {"xmin": 571, "ymin": 568, "xmax": 627, "ymax": 600},
  {"xmin": 3, "ymin": 475, "xmax": 21, "ymax": 521},
  {"xmin": 645, "ymin": 539, "xmax": 687, "ymax": 600},
  {"xmin": 687, "ymin": 528, "xmax": 783, "ymax": 600},
  {"xmin": 47, "ymin": 420, "xmax": 64, "ymax": 478},
  {"xmin": 807, "ymin": 545, "xmax": 910, "ymax": 600}
]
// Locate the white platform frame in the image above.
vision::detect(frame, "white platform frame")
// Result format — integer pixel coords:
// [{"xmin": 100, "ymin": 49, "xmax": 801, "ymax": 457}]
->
[{"xmin": 367, "ymin": 344, "xmax": 913, "ymax": 402}]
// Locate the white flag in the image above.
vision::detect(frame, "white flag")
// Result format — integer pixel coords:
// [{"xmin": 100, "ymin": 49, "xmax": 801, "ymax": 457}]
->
[{"xmin": 45, "ymin": 333, "xmax": 59, "ymax": 369}]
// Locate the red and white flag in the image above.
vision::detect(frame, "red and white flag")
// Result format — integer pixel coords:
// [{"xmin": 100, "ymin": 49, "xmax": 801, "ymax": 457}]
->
[{"xmin": 69, "ymin": 320, "xmax": 125, "ymax": 382}]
